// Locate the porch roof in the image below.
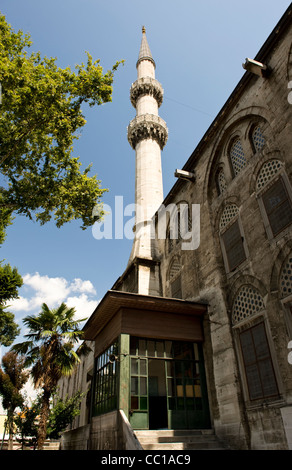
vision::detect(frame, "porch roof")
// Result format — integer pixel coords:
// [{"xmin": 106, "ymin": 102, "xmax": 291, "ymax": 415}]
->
[{"xmin": 83, "ymin": 290, "xmax": 208, "ymax": 341}]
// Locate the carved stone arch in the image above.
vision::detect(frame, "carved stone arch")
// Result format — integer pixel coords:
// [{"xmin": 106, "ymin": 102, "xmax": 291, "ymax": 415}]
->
[
  {"xmin": 248, "ymin": 149, "xmax": 285, "ymax": 195},
  {"xmin": 204, "ymin": 106, "xmax": 274, "ymax": 203},
  {"xmin": 213, "ymin": 195, "xmax": 241, "ymax": 232},
  {"xmin": 227, "ymin": 275, "xmax": 268, "ymax": 325},
  {"xmin": 167, "ymin": 255, "xmax": 183, "ymax": 299}
]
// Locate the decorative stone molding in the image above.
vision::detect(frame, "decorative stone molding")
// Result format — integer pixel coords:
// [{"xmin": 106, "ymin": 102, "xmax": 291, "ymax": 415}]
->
[
  {"xmin": 127, "ymin": 114, "xmax": 168, "ymax": 150},
  {"xmin": 130, "ymin": 77, "xmax": 164, "ymax": 108}
]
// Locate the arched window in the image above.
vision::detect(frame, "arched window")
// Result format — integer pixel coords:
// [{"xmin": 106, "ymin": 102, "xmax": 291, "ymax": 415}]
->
[
  {"xmin": 251, "ymin": 125, "xmax": 265, "ymax": 153},
  {"xmin": 229, "ymin": 138, "xmax": 246, "ymax": 177},
  {"xmin": 232, "ymin": 285, "xmax": 265, "ymax": 325},
  {"xmin": 256, "ymin": 159, "xmax": 292, "ymax": 238},
  {"xmin": 219, "ymin": 204, "xmax": 247, "ymax": 273},
  {"xmin": 169, "ymin": 258, "xmax": 182, "ymax": 299},
  {"xmin": 167, "ymin": 203, "xmax": 192, "ymax": 251},
  {"xmin": 256, "ymin": 159, "xmax": 283, "ymax": 191},
  {"xmin": 216, "ymin": 168, "xmax": 227, "ymax": 195}
]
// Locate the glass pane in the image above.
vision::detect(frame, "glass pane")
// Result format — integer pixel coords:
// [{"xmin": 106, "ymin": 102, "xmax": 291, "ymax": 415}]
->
[
  {"xmin": 246, "ymin": 364, "xmax": 263, "ymax": 400},
  {"xmin": 131, "ymin": 377, "xmax": 138, "ymax": 395},
  {"xmin": 165, "ymin": 341, "xmax": 173, "ymax": 358},
  {"xmin": 139, "ymin": 339, "xmax": 146, "ymax": 357},
  {"xmin": 140, "ymin": 359, "xmax": 147, "ymax": 376},
  {"xmin": 263, "ymin": 179, "xmax": 292, "ymax": 235},
  {"xmin": 176, "ymin": 384, "xmax": 184, "ymax": 397},
  {"xmin": 194, "ymin": 380, "xmax": 202, "ymax": 398},
  {"xmin": 259, "ymin": 359, "xmax": 278, "ymax": 398},
  {"xmin": 166, "ymin": 361, "xmax": 174, "ymax": 377},
  {"xmin": 240, "ymin": 329, "xmax": 256, "ymax": 366},
  {"xmin": 140, "ymin": 397, "xmax": 147, "ymax": 410},
  {"xmin": 140, "ymin": 377, "xmax": 147, "ymax": 395},
  {"xmin": 193, "ymin": 343, "xmax": 199, "ymax": 361},
  {"xmin": 148, "ymin": 340, "xmax": 155, "ymax": 357},
  {"xmin": 186, "ymin": 398, "xmax": 195, "ymax": 410},
  {"xmin": 130, "ymin": 337, "xmax": 138, "ymax": 355},
  {"xmin": 131, "ymin": 396, "xmax": 139, "ymax": 410},
  {"xmin": 167, "ymin": 377, "xmax": 174, "ymax": 396},
  {"xmin": 223, "ymin": 220, "xmax": 246, "ymax": 271},
  {"xmin": 185, "ymin": 384, "xmax": 194, "ymax": 397},
  {"xmin": 131, "ymin": 358, "xmax": 138, "ymax": 375},
  {"xmin": 252, "ymin": 323, "xmax": 269, "ymax": 360},
  {"xmin": 156, "ymin": 340, "xmax": 164, "ymax": 357},
  {"xmin": 177, "ymin": 397, "xmax": 184, "ymax": 410}
]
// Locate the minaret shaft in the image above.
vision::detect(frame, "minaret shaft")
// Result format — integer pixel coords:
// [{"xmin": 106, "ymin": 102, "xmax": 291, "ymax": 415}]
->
[
  {"xmin": 127, "ymin": 27, "xmax": 168, "ymax": 265},
  {"xmin": 126, "ymin": 27, "xmax": 167, "ymax": 295}
]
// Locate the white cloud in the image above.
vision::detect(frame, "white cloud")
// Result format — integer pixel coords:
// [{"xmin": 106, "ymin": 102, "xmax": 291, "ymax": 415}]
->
[{"xmin": 8, "ymin": 272, "xmax": 98, "ymax": 321}]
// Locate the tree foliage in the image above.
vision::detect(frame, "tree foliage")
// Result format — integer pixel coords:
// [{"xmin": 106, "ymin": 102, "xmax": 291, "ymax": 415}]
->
[
  {"xmin": 0, "ymin": 352, "xmax": 29, "ymax": 449},
  {"xmin": 0, "ymin": 262, "xmax": 22, "ymax": 347},
  {"xmin": 0, "ymin": 12, "xmax": 123, "ymax": 230},
  {"xmin": 46, "ymin": 390, "xmax": 85, "ymax": 440},
  {"xmin": 12, "ymin": 302, "xmax": 88, "ymax": 449}
]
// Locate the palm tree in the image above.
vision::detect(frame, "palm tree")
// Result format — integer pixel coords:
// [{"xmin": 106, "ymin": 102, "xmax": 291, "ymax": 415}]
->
[{"xmin": 12, "ymin": 302, "xmax": 88, "ymax": 450}]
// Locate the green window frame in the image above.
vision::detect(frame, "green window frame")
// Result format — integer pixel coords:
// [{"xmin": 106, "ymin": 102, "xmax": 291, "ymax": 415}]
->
[
  {"xmin": 130, "ymin": 357, "xmax": 148, "ymax": 411},
  {"xmin": 92, "ymin": 341, "xmax": 118, "ymax": 416}
]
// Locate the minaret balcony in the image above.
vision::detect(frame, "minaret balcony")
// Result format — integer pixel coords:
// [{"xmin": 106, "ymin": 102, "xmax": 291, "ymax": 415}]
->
[
  {"xmin": 130, "ymin": 77, "xmax": 164, "ymax": 108},
  {"xmin": 127, "ymin": 114, "xmax": 168, "ymax": 150}
]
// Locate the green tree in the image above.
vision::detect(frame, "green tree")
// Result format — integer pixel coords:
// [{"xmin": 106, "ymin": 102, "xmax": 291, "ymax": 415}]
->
[
  {"xmin": 0, "ymin": 263, "xmax": 22, "ymax": 347},
  {"xmin": 47, "ymin": 390, "xmax": 85, "ymax": 441},
  {"xmin": 12, "ymin": 302, "xmax": 88, "ymax": 450},
  {"xmin": 0, "ymin": 352, "xmax": 29, "ymax": 450},
  {"xmin": 0, "ymin": 12, "xmax": 123, "ymax": 234}
]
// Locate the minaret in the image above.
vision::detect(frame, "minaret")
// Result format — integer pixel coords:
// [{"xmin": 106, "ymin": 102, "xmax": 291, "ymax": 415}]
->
[{"xmin": 127, "ymin": 26, "xmax": 168, "ymax": 282}]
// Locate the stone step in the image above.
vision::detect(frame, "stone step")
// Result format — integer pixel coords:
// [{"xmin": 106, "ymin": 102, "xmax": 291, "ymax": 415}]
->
[{"xmin": 134, "ymin": 429, "xmax": 226, "ymax": 451}]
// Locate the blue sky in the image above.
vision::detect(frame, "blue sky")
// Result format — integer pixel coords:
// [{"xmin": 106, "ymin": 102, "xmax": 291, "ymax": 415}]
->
[{"xmin": 1, "ymin": 0, "xmax": 291, "ymax": 351}]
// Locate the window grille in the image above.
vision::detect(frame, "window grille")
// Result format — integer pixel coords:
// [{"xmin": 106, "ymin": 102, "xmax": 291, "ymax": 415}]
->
[
  {"xmin": 230, "ymin": 139, "xmax": 246, "ymax": 176},
  {"xmin": 279, "ymin": 254, "xmax": 292, "ymax": 298},
  {"xmin": 222, "ymin": 220, "xmax": 246, "ymax": 271},
  {"xmin": 171, "ymin": 275, "xmax": 182, "ymax": 299},
  {"xmin": 232, "ymin": 285, "xmax": 265, "ymax": 325},
  {"xmin": 262, "ymin": 177, "xmax": 292, "ymax": 236},
  {"xmin": 252, "ymin": 125, "xmax": 265, "ymax": 152},
  {"xmin": 239, "ymin": 322, "xmax": 279, "ymax": 401},
  {"xmin": 169, "ymin": 259, "xmax": 181, "ymax": 279},
  {"xmin": 217, "ymin": 168, "xmax": 227, "ymax": 195},
  {"xmin": 219, "ymin": 204, "xmax": 239, "ymax": 231},
  {"xmin": 256, "ymin": 159, "xmax": 283, "ymax": 191}
]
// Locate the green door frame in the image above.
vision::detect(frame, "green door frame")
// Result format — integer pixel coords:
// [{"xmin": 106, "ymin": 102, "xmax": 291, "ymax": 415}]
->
[{"xmin": 127, "ymin": 337, "xmax": 210, "ymax": 430}]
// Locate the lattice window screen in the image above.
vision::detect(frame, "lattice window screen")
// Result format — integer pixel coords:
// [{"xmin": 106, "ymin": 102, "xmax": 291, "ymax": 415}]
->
[
  {"xmin": 232, "ymin": 285, "xmax": 265, "ymax": 325},
  {"xmin": 217, "ymin": 168, "xmax": 227, "ymax": 194},
  {"xmin": 230, "ymin": 139, "xmax": 246, "ymax": 176},
  {"xmin": 256, "ymin": 159, "xmax": 283, "ymax": 191},
  {"xmin": 169, "ymin": 259, "xmax": 181, "ymax": 279},
  {"xmin": 219, "ymin": 204, "xmax": 239, "ymax": 231},
  {"xmin": 252, "ymin": 126, "xmax": 265, "ymax": 152},
  {"xmin": 279, "ymin": 254, "xmax": 292, "ymax": 298}
]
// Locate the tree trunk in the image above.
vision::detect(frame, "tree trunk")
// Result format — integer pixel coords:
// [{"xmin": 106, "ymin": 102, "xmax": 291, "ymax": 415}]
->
[
  {"xmin": 7, "ymin": 408, "xmax": 14, "ymax": 450},
  {"xmin": 37, "ymin": 389, "xmax": 51, "ymax": 450}
]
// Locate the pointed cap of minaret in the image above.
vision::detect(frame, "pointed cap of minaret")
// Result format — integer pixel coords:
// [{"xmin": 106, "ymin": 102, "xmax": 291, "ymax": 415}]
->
[{"xmin": 136, "ymin": 26, "xmax": 156, "ymax": 68}]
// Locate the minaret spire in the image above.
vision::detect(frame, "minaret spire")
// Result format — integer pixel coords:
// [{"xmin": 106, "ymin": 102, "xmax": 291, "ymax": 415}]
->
[
  {"xmin": 126, "ymin": 27, "xmax": 168, "ymax": 295},
  {"xmin": 137, "ymin": 26, "xmax": 155, "ymax": 68}
]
